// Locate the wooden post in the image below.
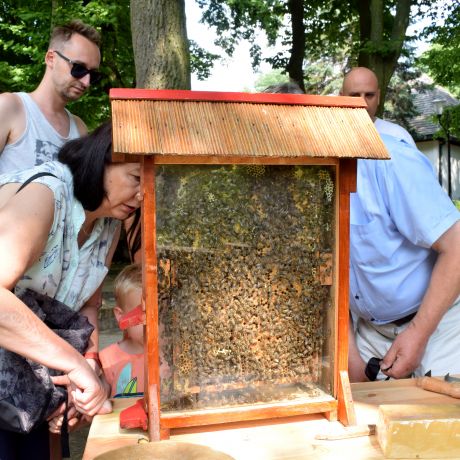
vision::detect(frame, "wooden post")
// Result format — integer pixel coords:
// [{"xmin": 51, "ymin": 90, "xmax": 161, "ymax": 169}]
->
[
  {"xmin": 336, "ymin": 158, "xmax": 357, "ymax": 424},
  {"xmin": 141, "ymin": 156, "xmax": 162, "ymax": 441}
]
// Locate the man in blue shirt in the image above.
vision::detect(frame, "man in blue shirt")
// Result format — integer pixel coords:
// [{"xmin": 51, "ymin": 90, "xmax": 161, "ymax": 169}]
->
[{"xmin": 348, "ymin": 134, "xmax": 460, "ymax": 381}]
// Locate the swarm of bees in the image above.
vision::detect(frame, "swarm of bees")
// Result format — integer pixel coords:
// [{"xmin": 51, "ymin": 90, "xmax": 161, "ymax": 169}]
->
[{"xmin": 155, "ymin": 165, "xmax": 336, "ymax": 411}]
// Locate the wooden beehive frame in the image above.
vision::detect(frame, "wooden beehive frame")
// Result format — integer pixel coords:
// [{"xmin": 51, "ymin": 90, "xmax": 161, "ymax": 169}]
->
[
  {"xmin": 110, "ymin": 89, "xmax": 389, "ymax": 440},
  {"xmin": 141, "ymin": 156, "xmax": 353, "ymax": 440}
]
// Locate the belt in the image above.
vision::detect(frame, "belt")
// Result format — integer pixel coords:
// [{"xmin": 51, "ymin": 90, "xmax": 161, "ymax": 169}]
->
[{"xmin": 392, "ymin": 311, "xmax": 417, "ymax": 327}]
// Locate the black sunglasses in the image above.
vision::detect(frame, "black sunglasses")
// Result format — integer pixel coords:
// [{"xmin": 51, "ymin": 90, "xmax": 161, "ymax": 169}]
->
[{"xmin": 54, "ymin": 50, "xmax": 102, "ymax": 85}]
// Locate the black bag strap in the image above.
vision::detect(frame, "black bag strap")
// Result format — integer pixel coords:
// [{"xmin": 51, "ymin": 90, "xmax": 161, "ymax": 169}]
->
[
  {"xmin": 60, "ymin": 398, "xmax": 70, "ymax": 458},
  {"xmin": 16, "ymin": 172, "xmax": 57, "ymax": 194}
]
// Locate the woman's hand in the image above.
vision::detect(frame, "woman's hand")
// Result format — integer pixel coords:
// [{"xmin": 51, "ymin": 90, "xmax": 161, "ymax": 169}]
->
[
  {"xmin": 48, "ymin": 399, "xmax": 112, "ymax": 434},
  {"xmin": 52, "ymin": 363, "xmax": 106, "ymax": 416}
]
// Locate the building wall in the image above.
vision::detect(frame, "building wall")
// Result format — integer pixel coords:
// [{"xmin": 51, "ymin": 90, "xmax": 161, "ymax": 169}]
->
[{"xmin": 416, "ymin": 140, "xmax": 460, "ymax": 200}]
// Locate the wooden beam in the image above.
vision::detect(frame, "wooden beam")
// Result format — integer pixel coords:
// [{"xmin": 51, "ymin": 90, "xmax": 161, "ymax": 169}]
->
[
  {"xmin": 336, "ymin": 158, "xmax": 357, "ymax": 424},
  {"xmin": 141, "ymin": 156, "xmax": 160, "ymax": 441}
]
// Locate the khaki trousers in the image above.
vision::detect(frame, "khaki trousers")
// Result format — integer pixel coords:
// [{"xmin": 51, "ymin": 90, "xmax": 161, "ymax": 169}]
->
[{"xmin": 355, "ymin": 298, "xmax": 460, "ymax": 379}]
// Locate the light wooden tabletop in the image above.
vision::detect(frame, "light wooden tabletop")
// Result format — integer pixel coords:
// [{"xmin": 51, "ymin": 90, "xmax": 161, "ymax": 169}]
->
[{"xmin": 83, "ymin": 378, "xmax": 458, "ymax": 460}]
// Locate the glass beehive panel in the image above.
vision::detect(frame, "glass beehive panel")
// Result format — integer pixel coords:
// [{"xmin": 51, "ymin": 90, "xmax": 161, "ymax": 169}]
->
[{"xmin": 155, "ymin": 164, "xmax": 336, "ymax": 412}]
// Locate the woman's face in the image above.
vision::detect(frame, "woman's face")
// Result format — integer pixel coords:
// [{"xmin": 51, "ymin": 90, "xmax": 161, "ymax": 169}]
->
[{"xmin": 99, "ymin": 162, "xmax": 141, "ymax": 220}]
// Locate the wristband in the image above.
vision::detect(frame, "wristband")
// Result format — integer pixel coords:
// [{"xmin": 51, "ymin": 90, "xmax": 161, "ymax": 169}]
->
[{"xmin": 84, "ymin": 351, "xmax": 101, "ymax": 366}]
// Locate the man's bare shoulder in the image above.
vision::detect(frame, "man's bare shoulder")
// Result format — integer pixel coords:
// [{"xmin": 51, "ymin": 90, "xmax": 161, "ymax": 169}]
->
[
  {"xmin": 0, "ymin": 91, "xmax": 23, "ymax": 114},
  {"xmin": 73, "ymin": 114, "xmax": 88, "ymax": 136},
  {"xmin": 0, "ymin": 93, "xmax": 25, "ymax": 148}
]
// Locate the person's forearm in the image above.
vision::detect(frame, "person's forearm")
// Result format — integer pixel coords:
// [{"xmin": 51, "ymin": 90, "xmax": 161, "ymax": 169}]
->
[
  {"xmin": 412, "ymin": 222, "xmax": 460, "ymax": 337},
  {"xmin": 80, "ymin": 290, "xmax": 102, "ymax": 353},
  {"xmin": 0, "ymin": 288, "xmax": 86, "ymax": 373}
]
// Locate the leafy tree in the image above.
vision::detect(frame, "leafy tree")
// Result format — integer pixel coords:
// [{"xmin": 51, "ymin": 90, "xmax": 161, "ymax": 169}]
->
[
  {"xmin": 254, "ymin": 69, "xmax": 286, "ymax": 92},
  {"xmin": 418, "ymin": 2, "xmax": 460, "ymax": 97},
  {"xmin": 190, "ymin": 40, "xmax": 220, "ymax": 80},
  {"xmin": 195, "ymin": 0, "xmax": 446, "ymax": 115},
  {"xmin": 417, "ymin": 2, "xmax": 460, "ymax": 139},
  {"xmin": 383, "ymin": 49, "xmax": 432, "ymax": 140}
]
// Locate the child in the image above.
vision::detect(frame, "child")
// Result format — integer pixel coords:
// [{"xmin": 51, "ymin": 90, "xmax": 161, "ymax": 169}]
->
[
  {"xmin": 100, "ymin": 263, "xmax": 145, "ymax": 398},
  {"xmin": 48, "ymin": 264, "xmax": 143, "ymax": 438}
]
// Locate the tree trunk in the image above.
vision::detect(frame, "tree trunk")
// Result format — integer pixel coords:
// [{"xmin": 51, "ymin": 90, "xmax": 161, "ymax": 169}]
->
[
  {"xmin": 286, "ymin": 0, "xmax": 306, "ymax": 92},
  {"xmin": 357, "ymin": 0, "xmax": 412, "ymax": 116},
  {"xmin": 131, "ymin": 0, "xmax": 191, "ymax": 89}
]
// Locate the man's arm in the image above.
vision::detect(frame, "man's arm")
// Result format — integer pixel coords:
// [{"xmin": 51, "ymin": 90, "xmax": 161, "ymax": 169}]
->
[
  {"xmin": 381, "ymin": 220, "xmax": 460, "ymax": 378},
  {"xmin": 0, "ymin": 93, "xmax": 25, "ymax": 152}
]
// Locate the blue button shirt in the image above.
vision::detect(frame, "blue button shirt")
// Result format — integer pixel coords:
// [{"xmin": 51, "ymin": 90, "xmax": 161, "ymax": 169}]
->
[{"xmin": 349, "ymin": 134, "xmax": 460, "ymax": 324}]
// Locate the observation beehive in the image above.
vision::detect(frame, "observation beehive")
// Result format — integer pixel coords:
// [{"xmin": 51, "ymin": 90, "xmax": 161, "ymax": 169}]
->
[{"xmin": 110, "ymin": 89, "xmax": 389, "ymax": 440}]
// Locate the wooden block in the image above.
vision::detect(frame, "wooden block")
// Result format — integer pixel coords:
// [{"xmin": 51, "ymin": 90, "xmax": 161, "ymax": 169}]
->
[{"xmin": 377, "ymin": 404, "xmax": 460, "ymax": 458}]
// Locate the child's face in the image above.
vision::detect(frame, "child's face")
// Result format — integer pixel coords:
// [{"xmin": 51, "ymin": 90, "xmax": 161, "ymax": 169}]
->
[{"xmin": 117, "ymin": 287, "xmax": 144, "ymax": 345}]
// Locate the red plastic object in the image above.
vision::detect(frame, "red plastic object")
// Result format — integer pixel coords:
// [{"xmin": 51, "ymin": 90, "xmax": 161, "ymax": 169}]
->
[
  {"xmin": 118, "ymin": 304, "xmax": 144, "ymax": 330},
  {"xmin": 119, "ymin": 398, "xmax": 148, "ymax": 431}
]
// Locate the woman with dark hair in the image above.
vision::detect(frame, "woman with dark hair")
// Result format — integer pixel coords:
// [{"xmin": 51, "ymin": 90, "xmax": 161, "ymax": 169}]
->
[{"xmin": 0, "ymin": 121, "xmax": 141, "ymax": 458}]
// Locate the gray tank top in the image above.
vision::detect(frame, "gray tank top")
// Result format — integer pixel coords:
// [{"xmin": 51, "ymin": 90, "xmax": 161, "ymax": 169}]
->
[{"xmin": 0, "ymin": 92, "xmax": 80, "ymax": 174}]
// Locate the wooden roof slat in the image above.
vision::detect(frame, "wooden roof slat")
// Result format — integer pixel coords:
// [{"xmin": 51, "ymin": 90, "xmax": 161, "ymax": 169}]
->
[{"xmin": 110, "ymin": 90, "xmax": 389, "ymax": 160}]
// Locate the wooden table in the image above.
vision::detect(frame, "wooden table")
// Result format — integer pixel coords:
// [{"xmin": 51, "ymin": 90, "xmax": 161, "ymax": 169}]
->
[{"xmin": 83, "ymin": 378, "xmax": 457, "ymax": 459}]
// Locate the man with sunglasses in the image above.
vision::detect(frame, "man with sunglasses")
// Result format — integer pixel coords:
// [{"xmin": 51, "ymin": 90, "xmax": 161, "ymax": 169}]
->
[{"xmin": 0, "ymin": 20, "xmax": 101, "ymax": 174}]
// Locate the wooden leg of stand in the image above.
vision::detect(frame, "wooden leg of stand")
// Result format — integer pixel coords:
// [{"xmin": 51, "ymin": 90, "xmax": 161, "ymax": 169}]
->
[
  {"xmin": 338, "ymin": 370, "xmax": 357, "ymax": 426},
  {"xmin": 160, "ymin": 427, "xmax": 170, "ymax": 440},
  {"xmin": 324, "ymin": 409, "xmax": 338, "ymax": 422},
  {"xmin": 315, "ymin": 371, "xmax": 375, "ymax": 441},
  {"xmin": 49, "ymin": 433, "xmax": 62, "ymax": 460},
  {"xmin": 148, "ymin": 384, "xmax": 161, "ymax": 441}
]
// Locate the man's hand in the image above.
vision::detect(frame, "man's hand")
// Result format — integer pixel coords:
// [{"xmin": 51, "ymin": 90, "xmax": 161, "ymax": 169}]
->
[{"xmin": 380, "ymin": 321, "xmax": 430, "ymax": 379}]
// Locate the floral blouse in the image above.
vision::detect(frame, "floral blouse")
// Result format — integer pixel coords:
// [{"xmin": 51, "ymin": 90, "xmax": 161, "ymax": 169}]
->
[{"xmin": 0, "ymin": 162, "xmax": 120, "ymax": 311}]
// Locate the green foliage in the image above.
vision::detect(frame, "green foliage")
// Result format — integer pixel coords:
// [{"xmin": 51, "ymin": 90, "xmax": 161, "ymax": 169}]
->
[
  {"xmin": 454, "ymin": 200, "xmax": 460, "ymax": 211},
  {"xmin": 190, "ymin": 40, "xmax": 220, "ymax": 80},
  {"xmin": 254, "ymin": 69, "xmax": 285, "ymax": 92},
  {"xmin": 196, "ymin": 1, "xmax": 445, "ymax": 75},
  {"xmin": 301, "ymin": 53, "xmax": 348, "ymax": 96},
  {"xmin": 254, "ymin": 58, "xmax": 345, "ymax": 96},
  {"xmin": 418, "ymin": 3, "xmax": 460, "ymax": 97},
  {"xmin": 383, "ymin": 50, "xmax": 433, "ymax": 140},
  {"xmin": 431, "ymin": 105, "xmax": 460, "ymax": 141},
  {"xmin": 196, "ymin": 0, "xmax": 286, "ymax": 69}
]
